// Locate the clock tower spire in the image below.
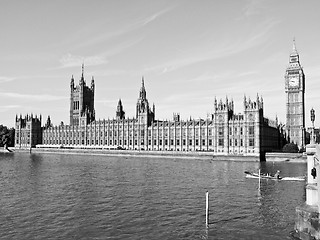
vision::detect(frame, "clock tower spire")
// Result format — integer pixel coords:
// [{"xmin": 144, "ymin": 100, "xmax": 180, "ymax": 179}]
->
[{"xmin": 285, "ymin": 39, "xmax": 305, "ymax": 149}]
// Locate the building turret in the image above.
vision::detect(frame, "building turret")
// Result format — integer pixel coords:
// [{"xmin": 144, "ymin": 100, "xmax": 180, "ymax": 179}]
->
[
  {"xmin": 44, "ymin": 115, "xmax": 53, "ymax": 129},
  {"xmin": 15, "ymin": 114, "xmax": 42, "ymax": 148},
  {"xmin": 116, "ymin": 98, "xmax": 125, "ymax": 120}
]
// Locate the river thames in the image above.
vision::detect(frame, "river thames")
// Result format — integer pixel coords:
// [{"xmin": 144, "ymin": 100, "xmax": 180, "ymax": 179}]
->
[{"xmin": 0, "ymin": 152, "xmax": 306, "ymax": 239}]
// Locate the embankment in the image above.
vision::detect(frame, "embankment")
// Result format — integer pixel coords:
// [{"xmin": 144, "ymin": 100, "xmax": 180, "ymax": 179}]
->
[
  {"xmin": 12, "ymin": 147, "xmax": 262, "ymax": 161},
  {"xmin": 266, "ymin": 152, "xmax": 306, "ymax": 162}
]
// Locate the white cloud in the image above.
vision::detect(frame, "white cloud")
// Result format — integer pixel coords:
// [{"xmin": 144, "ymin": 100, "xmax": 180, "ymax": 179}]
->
[
  {"xmin": 0, "ymin": 105, "xmax": 20, "ymax": 113},
  {"xmin": 144, "ymin": 19, "xmax": 277, "ymax": 74},
  {"xmin": 0, "ymin": 76, "xmax": 15, "ymax": 83},
  {"xmin": 140, "ymin": 7, "xmax": 174, "ymax": 26},
  {"xmin": 243, "ymin": 0, "xmax": 266, "ymax": 17},
  {"xmin": 0, "ymin": 92, "xmax": 67, "ymax": 101},
  {"xmin": 59, "ymin": 53, "xmax": 108, "ymax": 68}
]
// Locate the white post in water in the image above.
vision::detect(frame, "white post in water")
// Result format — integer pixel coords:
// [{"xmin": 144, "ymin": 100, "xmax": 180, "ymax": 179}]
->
[
  {"xmin": 258, "ymin": 169, "xmax": 261, "ymax": 189},
  {"xmin": 206, "ymin": 191, "xmax": 209, "ymax": 227}
]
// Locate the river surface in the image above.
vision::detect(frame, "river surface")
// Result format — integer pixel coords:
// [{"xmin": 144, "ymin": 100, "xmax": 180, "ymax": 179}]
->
[{"xmin": 0, "ymin": 152, "xmax": 306, "ymax": 240}]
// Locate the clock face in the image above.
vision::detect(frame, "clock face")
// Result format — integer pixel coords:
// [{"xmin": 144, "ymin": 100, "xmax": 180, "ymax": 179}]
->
[{"xmin": 289, "ymin": 77, "xmax": 299, "ymax": 87}]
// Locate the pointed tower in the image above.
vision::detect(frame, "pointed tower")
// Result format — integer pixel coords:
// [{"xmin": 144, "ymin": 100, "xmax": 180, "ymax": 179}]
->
[
  {"xmin": 116, "ymin": 99, "xmax": 125, "ymax": 120},
  {"xmin": 284, "ymin": 39, "xmax": 305, "ymax": 149},
  {"xmin": 136, "ymin": 77, "xmax": 155, "ymax": 126},
  {"xmin": 70, "ymin": 64, "xmax": 95, "ymax": 126}
]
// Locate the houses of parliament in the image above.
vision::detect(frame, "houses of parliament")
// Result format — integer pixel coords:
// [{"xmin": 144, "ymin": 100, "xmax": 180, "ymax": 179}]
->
[{"xmin": 15, "ymin": 41, "xmax": 306, "ymax": 157}]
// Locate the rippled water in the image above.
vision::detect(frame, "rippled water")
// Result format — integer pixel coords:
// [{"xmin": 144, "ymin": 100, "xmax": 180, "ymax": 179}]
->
[{"xmin": 0, "ymin": 152, "xmax": 306, "ymax": 239}]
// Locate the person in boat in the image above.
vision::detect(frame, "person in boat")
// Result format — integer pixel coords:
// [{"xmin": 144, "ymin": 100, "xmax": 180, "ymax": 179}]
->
[{"xmin": 274, "ymin": 170, "xmax": 281, "ymax": 179}]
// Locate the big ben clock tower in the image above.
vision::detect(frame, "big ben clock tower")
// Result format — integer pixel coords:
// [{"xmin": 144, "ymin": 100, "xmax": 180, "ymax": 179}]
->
[{"xmin": 285, "ymin": 39, "xmax": 305, "ymax": 149}]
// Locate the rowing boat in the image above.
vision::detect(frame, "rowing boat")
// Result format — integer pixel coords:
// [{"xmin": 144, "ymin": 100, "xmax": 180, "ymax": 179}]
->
[
  {"xmin": 245, "ymin": 171, "xmax": 280, "ymax": 180},
  {"xmin": 244, "ymin": 171, "xmax": 305, "ymax": 181}
]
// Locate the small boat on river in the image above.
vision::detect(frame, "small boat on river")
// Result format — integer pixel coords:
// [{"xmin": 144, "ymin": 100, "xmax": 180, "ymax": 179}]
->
[
  {"xmin": 244, "ymin": 171, "xmax": 305, "ymax": 181},
  {"xmin": 245, "ymin": 171, "xmax": 281, "ymax": 180}
]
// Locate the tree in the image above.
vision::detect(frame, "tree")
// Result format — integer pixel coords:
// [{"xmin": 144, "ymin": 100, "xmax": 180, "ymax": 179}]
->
[
  {"xmin": 282, "ymin": 142, "xmax": 299, "ymax": 153},
  {"xmin": 0, "ymin": 125, "xmax": 15, "ymax": 148}
]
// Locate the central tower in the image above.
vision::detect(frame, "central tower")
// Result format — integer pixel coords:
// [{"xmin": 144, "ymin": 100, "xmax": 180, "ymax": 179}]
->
[
  {"xmin": 284, "ymin": 40, "xmax": 305, "ymax": 149},
  {"xmin": 136, "ymin": 77, "xmax": 155, "ymax": 126}
]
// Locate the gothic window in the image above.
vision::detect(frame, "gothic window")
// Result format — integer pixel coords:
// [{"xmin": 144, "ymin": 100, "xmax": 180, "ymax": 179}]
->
[
  {"xmin": 249, "ymin": 126, "xmax": 254, "ymax": 135},
  {"xmin": 201, "ymin": 129, "xmax": 205, "ymax": 136},
  {"xmin": 176, "ymin": 129, "xmax": 181, "ymax": 137},
  {"xmin": 218, "ymin": 126, "xmax": 224, "ymax": 136},
  {"xmin": 249, "ymin": 138, "xmax": 254, "ymax": 147}
]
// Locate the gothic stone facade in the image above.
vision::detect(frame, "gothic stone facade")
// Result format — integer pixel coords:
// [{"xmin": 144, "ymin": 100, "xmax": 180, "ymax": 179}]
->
[
  {"xmin": 36, "ymin": 69, "xmax": 283, "ymax": 156},
  {"xmin": 16, "ymin": 67, "xmax": 284, "ymax": 157}
]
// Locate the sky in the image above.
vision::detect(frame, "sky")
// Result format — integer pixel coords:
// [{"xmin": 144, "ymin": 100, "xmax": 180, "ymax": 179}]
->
[{"xmin": 1, "ymin": 0, "xmax": 320, "ymax": 128}]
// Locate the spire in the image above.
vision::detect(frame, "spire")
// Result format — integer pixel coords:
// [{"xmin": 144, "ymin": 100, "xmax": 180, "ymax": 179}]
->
[
  {"xmin": 291, "ymin": 37, "xmax": 298, "ymax": 56},
  {"xmin": 70, "ymin": 75, "xmax": 74, "ymax": 88},
  {"xmin": 139, "ymin": 76, "xmax": 147, "ymax": 99},
  {"xmin": 82, "ymin": 63, "xmax": 84, "ymax": 78},
  {"xmin": 91, "ymin": 76, "xmax": 95, "ymax": 89},
  {"xmin": 116, "ymin": 98, "xmax": 125, "ymax": 120},
  {"xmin": 293, "ymin": 37, "xmax": 297, "ymax": 52},
  {"xmin": 289, "ymin": 38, "xmax": 300, "ymax": 64},
  {"xmin": 80, "ymin": 63, "xmax": 85, "ymax": 85}
]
